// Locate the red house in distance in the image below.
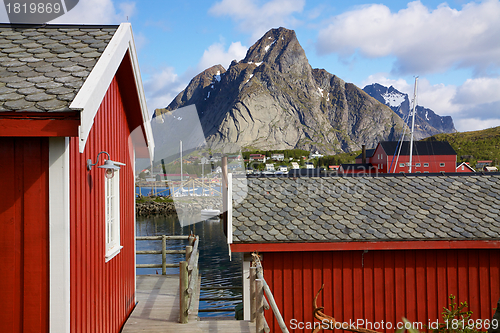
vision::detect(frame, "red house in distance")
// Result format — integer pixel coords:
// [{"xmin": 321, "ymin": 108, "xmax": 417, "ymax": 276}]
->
[
  {"xmin": 357, "ymin": 141, "xmax": 457, "ymax": 173},
  {"xmin": 0, "ymin": 23, "xmax": 153, "ymax": 333},
  {"xmin": 456, "ymin": 162, "xmax": 476, "ymax": 172}
]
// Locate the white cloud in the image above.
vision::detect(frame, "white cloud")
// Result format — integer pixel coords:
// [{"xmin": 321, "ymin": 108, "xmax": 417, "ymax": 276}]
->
[
  {"xmin": 143, "ymin": 41, "xmax": 248, "ymax": 116},
  {"xmin": 416, "ymin": 79, "xmax": 460, "ymax": 115},
  {"xmin": 454, "ymin": 117, "xmax": 500, "ymax": 132},
  {"xmin": 197, "ymin": 41, "xmax": 247, "ymax": 71},
  {"xmin": 143, "ymin": 66, "xmax": 187, "ymax": 116},
  {"xmin": 361, "ymin": 73, "xmax": 412, "ymax": 94},
  {"xmin": 209, "ymin": 0, "xmax": 305, "ymax": 40},
  {"xmin": 317, "ymin": 0, "xmax": 500, "ymax": 75},
  {"xmin": 51, "ymin": 0, "xmax": 135, "ymax": 24},
  {"xmin": 453, "ymin": 77, "xmax": 500, "ymax": 105}
]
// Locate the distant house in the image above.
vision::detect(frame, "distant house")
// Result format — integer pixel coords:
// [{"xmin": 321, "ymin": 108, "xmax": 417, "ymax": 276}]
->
[
  {"xmin": 249, "ymin": 154, "xmax": 266, "ymax": 162},
  {"xmin": 291, "ymin": 162, "xmax": 300, "ymax": 170},
  {"xmin": 365, "ymin": 141, "xmax": 457, "ymax": 173},
  {"xmin": 456, "ymin": 162, "xmax": 475, "ymax": 173},
  {"xmin": 309, "ymin": 150, "xmax": 323, "ymax": 159},
  {"xmin": 271, "ymin": 153, "xmax": 285, "ymax": 161},
  {"xmin": 305, "ymin": 162, "xmax": 315, "ymax": 169},
  {"xmin": 265, "ymin": 163, "xmax": 275, "ymax": 171},
  {"xmin": 477, "ymin": 160, "xmax": 493, "ymax": 169},
  {"xmin": 484, "ymin": 166, "xmax": 498, "ymax": 172},
  {"xmin": 229, "ymin": 174, "xmax": 500, "ymax": 331},
  {"xmin": 278, "ymin": 165, "xmax": 288, "ymax": 172},
  {"xmin": 0, "ymin": 24, "xmax": 154, "ymax": 333}
]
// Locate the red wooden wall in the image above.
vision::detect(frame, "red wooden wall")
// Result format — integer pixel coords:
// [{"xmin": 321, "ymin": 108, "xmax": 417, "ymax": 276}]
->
[
  {"xmin": 262, "ymin": 249, "xmax": 500, "ymax": 333},
  {"xmin": 70, "ymin": 74, "xmax": 136, "ymax": 333},
  {"xmin": 0, "ymin": 138, "xmax": 49, "ymax": 333},
  {"xmin": 369, "ymin": 144, "xmax": 457, "ymax": 174}
]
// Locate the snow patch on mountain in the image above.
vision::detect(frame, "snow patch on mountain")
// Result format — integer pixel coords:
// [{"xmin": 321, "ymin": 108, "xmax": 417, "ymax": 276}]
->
[
  {"xmin": 382, "ymin": 91, "xmax": 405, "ymax": 107},
  {"xmin": 214, "ymin": 71, "xmax": 221, "ymax": 82}
]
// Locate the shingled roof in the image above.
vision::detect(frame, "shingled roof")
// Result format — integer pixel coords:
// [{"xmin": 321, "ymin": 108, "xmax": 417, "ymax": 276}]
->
[
  {"xmin": 380, "ymin": 141, "xmax": 456, "ymax": 156},
  {"xmin": 0, "ymin": 24, "xmax": 118, "ymax": 112},
  {"xmin": 231, "ymin": 174, "xmax": 500, "ymax": 243},
  {"xmin": 355, "ymin": 148, "xmax": 375, "ymax": 160}
]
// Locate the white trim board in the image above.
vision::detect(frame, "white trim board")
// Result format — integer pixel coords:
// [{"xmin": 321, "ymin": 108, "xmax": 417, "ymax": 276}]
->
[
  {"xmin": 48, "ymin": 137, "xmax": 71, "ymax": 333},
  {"xmin": 71, "ymin": 23, "xmax": 154, "ymax": 161},
  {"xmin": 242, "ymin": 260, "xmax": 251, "ymax": 320}
]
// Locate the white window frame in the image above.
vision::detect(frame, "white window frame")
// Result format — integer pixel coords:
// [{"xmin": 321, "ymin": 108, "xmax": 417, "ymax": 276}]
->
[
  {"xmin": 415, "ymin": 163, "xmax": 421, "ymax": 167},
  {"xmin": 105, "ymin": 170, "xmax": 122, "ymax": 261},
  {"xmin": 424, "ymin": 163, "xmax": 429, "ymax": 167},
  {"xmin": 399, "ymin": 163, "xmax": 405, "ymax": 167},
  {"xmin": 440, "ymin": 163, "xmax": 445, "ymax": 167}
]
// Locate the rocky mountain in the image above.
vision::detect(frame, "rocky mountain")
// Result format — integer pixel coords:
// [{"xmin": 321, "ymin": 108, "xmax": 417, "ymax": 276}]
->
[
  {"xmin": 363, "ymin": 83, "xmax": 456, "ymax": 140},
  {"xmin": 154, "ymin": 27, "xmax": 407, "ymax": 154}
]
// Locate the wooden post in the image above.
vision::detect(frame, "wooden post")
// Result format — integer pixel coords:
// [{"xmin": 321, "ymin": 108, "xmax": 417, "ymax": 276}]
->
[
  {"xmin": 185, "ymin": 245, "xmax": 192, "ymax": 263},
  {"xmin": 179, "ymin": 261, "xmax": 189, "ymax": 323},
  {"xmin": 161, "ymin": 235, "xmax": 167, "ymax": 275},
  {"xmin": 256, "ymin": 279, "xmax": 264, "ymax": 333},
  {"xmin": 250, "ymin": 266, "xmax": 256, "ymax": 322}
]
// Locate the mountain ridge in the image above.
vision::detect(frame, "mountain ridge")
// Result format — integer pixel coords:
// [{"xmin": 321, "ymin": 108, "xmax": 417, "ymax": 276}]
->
[
  {"xmin": 155, "ymin": 27, "xmax": 409, "ymax": 154},
  {"xmin": 363, "ymin": 83, "xmax": 456, "ymax": 139}
]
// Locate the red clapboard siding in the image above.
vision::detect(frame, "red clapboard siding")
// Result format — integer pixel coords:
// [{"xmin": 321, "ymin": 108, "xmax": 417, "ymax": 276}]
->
[
  {"xmin": 70, "ymin": 74, "xmax": 135, "ymax": 333},
  {"xmin": 0, "ymin": 137, "xmax": 49, "ymax": 333},
  {"xmin": 262, "ymin": 249, "xmax": 500, "ymax": 333}
]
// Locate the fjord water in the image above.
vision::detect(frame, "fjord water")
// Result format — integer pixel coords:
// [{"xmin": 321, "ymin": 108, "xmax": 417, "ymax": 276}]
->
[{"xmin": 136, "ymin": 214, "xmax": 243, "ymax": 317}]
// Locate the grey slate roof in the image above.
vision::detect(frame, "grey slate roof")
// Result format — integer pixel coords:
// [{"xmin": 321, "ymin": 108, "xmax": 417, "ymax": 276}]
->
[
  {"xmin": 231, "ymin": 174, "xmax": 500, "ymax": 243},
  {"xmin": 0, "ymin": 24, "xmax": 118, "ymax": 112},
  {"xmin": 380, "ymin": 141, "xmax": 456, "ymax": 156}
]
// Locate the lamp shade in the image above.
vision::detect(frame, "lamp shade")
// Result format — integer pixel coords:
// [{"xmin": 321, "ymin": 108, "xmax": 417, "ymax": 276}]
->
[{"xmin": 97, "ymin": 160, "xmax": 122, "ymax": 170}]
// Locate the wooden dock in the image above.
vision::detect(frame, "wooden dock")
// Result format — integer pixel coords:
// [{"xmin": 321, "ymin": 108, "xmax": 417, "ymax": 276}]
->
[{"xmin": 121, "ymin": 275, "xmax": 255, "ymax": 333}]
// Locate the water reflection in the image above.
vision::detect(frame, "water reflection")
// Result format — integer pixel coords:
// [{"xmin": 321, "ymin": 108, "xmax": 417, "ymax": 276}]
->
[{"xmin": 136, "ymin": 214, "xmax": 243, "ymax": 317}]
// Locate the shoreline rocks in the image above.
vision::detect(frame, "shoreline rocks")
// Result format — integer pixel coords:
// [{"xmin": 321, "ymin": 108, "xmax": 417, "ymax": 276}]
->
[
  {"xmin": 136, "ymin": 197, "xmax": 222, "ymax": 216},
  {"xmin": 136, "ymin": 200, "xmax": 177, "ymax": 216}
]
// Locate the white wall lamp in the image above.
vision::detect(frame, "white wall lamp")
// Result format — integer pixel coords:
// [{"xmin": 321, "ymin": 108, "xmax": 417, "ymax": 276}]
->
[{"xmin": 87, "ymin": 151, "xmax": 125, "ymax": 179}]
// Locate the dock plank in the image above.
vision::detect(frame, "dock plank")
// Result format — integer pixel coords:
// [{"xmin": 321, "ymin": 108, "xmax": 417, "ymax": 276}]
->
[{"xmin": 121, "ymin": 275, "xmax": 255, "ymax": 333}]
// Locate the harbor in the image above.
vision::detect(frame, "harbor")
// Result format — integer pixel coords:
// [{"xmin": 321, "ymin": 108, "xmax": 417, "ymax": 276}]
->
[
  {"xmin": 134, "ymin": 214, "xmax": 242, "ymax": 317},
  {"xmin": 123, "ymin": 213, "xmax": 285, "ymax": 332}
]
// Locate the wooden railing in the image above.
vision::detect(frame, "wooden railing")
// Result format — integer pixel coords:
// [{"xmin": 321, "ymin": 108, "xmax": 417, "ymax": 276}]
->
[
  {"xmin": 136, "ymin": 235, "xmax": 193, "ymax": 275},
  {"xmin": 250, "ymin": 255, "xmax": 289, "ymax": 333},
  {"xmin": 179, "ymin": 235, "xmax": 200, "ymax": 323}
]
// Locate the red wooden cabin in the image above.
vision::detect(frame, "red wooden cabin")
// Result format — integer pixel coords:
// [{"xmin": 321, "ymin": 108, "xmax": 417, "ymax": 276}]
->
[
  {"xmin": 230, "ymin": 174, "xmax": 500, "ymax": 332},
  {"xmin": 361, "ymin": 141, "xmax": 457, "ymax": 173},
  {"xmin": 456, "ymin": 162, "xmax": 475, "ymax": 172},
  {"xmin": 0, "ymin": 24, "xmax": 154, "ymax": 333}
]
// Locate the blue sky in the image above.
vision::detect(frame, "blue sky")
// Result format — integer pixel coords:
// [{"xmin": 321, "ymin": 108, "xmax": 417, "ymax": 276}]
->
[{"xmin": 2, "ymin": 0, "xmax": 499, "ymax": 132}]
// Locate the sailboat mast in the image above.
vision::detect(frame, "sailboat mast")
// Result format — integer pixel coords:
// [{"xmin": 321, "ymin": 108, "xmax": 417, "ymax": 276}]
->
[
  {"xmin": 408, "ymin": 77, "xmax": 418, "ymax": 173},
  {"xmin": 180, "ymin": 140, "xmax": 183, "ymax": 184}
]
